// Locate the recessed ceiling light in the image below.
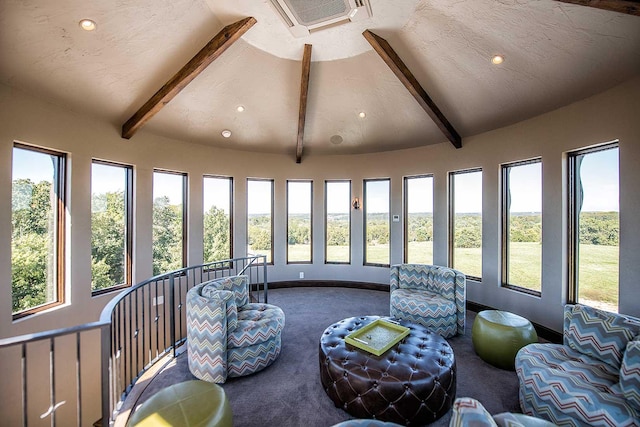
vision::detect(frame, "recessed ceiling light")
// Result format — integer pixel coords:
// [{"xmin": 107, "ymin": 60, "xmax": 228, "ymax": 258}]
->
[
  {"xmin": 79, "ymin": 19, "xmax": 97, "ymax": 31},
  {"xmin": 221, "ymin": 130, "xmax": 232, "ymax": 138},
  {"xmin": 236, "ymin": 105, "xmax": 245, "ymax": 112},
  {"xmin": 491, "ymin": 55, "xmax": 504, "ymax": 65},
  {"xmin": 358, "ymin": 112, "xmax": 366, "ymax": 119},
  {"xmin": 330, "ymin": 135, "xmax": 343, "ymax": 145}
]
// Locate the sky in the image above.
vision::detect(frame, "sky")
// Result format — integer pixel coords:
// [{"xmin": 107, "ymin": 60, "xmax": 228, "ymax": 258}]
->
[{"xmin": 12, "ymin": 146, "xmax": 620, "ymax": 214}]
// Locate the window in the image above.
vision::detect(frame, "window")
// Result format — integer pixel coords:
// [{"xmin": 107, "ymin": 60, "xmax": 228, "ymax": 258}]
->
[
  {"xmin": 325, "ymin": 180, "xmax": 351, "ymax": 264},
  {"xmin": 449, "ymin": 169, "xmax": 482, "ymax": 279},
  {"xmin": 568, "ymin": 143, "xmax": 619, "ymax": 312},
  {"xmin": 364, "ymin": 179, "xmax": 390, "ymax": 266},
  {"xmin": 247, "ymin": 179, "xmax": 274, "ymax": 263},
  {"xmin": 501, "ymin": 159, "xmax": 542, "ymax": 294},
  {"xmin": 11, "ymin": 143, "xmax": 66, "ymax": 317},
  {"xmin": 287, "ymin": 180, "xmax": 312, "ymax": 263},
  {"xmin": 203, "ymin": 176, "xmax": 233, "ymax": 263},
  {"xmin": 91, "ymin": 161, "xmax": 133, "ymax": 293},
  {"xmin": 404, "ymin": 175, "xmax": 433, "ymax": 264},
  {"xmin": 152, "ymin": 170, "xmax": 187, "ymax": 275}
]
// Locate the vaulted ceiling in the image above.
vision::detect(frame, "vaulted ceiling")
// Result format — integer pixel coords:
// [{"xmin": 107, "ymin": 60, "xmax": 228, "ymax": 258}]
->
[{"xmin": 1, "ymin": 0, "xmax": 639, "ymax": 160}]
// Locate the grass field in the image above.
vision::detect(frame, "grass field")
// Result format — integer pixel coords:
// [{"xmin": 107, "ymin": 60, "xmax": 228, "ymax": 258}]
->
[{"xmin": 291, "ymin": 241, "xmax": 619, "ymax": 311}]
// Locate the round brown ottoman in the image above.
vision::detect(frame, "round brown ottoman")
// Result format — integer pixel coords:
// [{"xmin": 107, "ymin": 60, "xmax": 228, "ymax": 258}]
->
[
  {"xmin": 319, "ymin": 316, "xmax": 456, "ymax": 426},
  {"xmin": 471, "ymin": 310, "xmax": 538, "ymax": 370}
]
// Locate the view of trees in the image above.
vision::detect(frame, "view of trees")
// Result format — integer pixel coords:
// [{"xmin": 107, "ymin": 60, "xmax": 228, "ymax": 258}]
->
[
  {"xmin": 203, "ymin": 205, "xmax": 231, "ymax": 262},
  {"xmin": 152, "ymin": 196, "xmax": 183, "ymax": 275},
  {"xmin": 11, "ymin": 179, "xmax": 55, "ymax": 313},
  {"xmin": 12, "ymin": 178, "xmax": 620, "ymax": 313},
  {"xmin": 91, "ymin": 191, "xmax": 126, "ymax": 291}
]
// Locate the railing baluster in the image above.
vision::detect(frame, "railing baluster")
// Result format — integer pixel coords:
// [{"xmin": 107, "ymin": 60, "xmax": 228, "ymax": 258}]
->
[
  {"xmin": 21, "ymin": 343, "xmax": 27, "ymax": 427},
  {"xmin": 49, "ymin": 337, "xmax": 55, "ymax": 427},
  {"xmin": 76, "ymin": 332, "xmax": 81, "ymax": 427}
]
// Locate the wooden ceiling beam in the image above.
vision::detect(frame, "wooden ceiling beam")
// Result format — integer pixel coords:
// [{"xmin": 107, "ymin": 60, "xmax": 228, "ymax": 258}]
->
[
  {"xmin": 121, "ymin": 17, "xmax": 257, "ymax": 139},
  {"xmin": 296, "ymin": 44, "xmax": 313, "ymax": 163},
  {"xmin": 363, "ymin": 30, "xmax": 462, "ymax": 149},
  {"xmin": 553, "ymin": 0, "xmax": 640, "ymax": 16}
]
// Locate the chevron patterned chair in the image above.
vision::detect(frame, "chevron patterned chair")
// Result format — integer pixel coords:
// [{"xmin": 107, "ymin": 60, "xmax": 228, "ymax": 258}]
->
[
  {"xmin": 515, "ymin": 304, "xmax": 640, "ymax": 427},
  {"xmin": 389, "ymin": 264, "xmax": 466, "ymax": 338},
  {"xmin": 186, "ymin": 275, "xmax": 285, "ymax": 383}
]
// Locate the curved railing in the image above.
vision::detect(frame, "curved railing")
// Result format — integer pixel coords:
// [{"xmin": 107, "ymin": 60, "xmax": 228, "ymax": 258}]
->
[{"xmin": 0, "ymin": 256, "xmax": 267, "ymax": 427}]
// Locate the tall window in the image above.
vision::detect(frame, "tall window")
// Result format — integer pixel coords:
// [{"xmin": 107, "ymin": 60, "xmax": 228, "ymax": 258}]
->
[
  {"xmin": 11, "ymin": 143, "xmax": 66, "ymax": 317},
  {"xmin": 203, "ymin": 176, "xmax": 233, "ymax": 263},
  {"xmin": 404, "ymin": 175, "xmax": 433, "ymax": 264},
  {"xmin": 449, "ymin": 169, "xmax": 482, "ymax": 279},
  {"xmin": 247, "ymin": 179, "xmax": 273, "ymax": 263},
  {"xmin": 568, "ymin": 143, "xmax": 619, "ymax": 312},
  {"xmin": 287, "ymin": 180, "xmax": 312, "ymax": 263},
  {"xmin": 91, "ymin": 161, "xmax": 133, "ymax": 293},
  {"xmin": 502, "ymin": 159, "xmax": 542, "ymax": 294},
  {"xmin": 325, "ymin": 180, "xmax": 351, "ymax": 264},
  {"xmin": 364, "ymin": 179, "xmax": 390, "ymax": 266},
  {"xmin": 152, "ymin": 170, "xmax": 187, "ymax": 275}
]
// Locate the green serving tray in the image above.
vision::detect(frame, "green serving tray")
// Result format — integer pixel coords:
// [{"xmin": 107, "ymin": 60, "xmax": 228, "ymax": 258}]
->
[{"xmin": 344, "ymin": 319, "xmax": 410, "ymax": 356}]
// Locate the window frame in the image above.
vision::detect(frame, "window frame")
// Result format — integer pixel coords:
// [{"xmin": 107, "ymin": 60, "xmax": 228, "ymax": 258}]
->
[
  {"xmin": 202, "ymin": 174, "xmax": 234, "ymax": 266},
  {"xmin": 152, "ymin": 169, "xmax": 188, "ymax": 274},
  {"xmin": 246, "ymin": 178, "xmax": 274, "ymax": 265},
  {"xmin": 500, "ymin": 158, "xmax": 542, "ymax": 296},
  {"xmin": 324, "ymin": 180, "xmax": 351, "ymax": 265},
  {"xmin": 363, "ymin": 178, "xmax": 391, "ymax": 267},
  {"xmin": 286, "ymin": 179, "xmax": 313, "ymax": 264},
  {"xmin": 91, "ymin": 159, "xmax": 134, "ymax": 296},
  {"xmin": 567, "ymin": 141, "xmax": 619, "ymax": 306},
  {"xmin": 12, "ymin": 142, "xmax": 67, "ymax": 319},
  {"xmin": 403, "ymin": 174, "xmax": 434, "ymax": 265},
  {"xmin": 448, "ymin": 168, "xmax": 482, "ymax": 281}
]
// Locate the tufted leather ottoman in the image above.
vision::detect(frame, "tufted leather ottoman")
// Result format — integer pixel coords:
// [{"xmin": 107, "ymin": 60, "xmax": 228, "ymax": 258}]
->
[{"xmin": 319, "ymin": 316, "xmax": 456, "ymax": 426}]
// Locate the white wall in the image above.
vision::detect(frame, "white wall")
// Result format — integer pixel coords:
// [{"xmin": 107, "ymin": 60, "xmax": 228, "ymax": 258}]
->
[{"xmin": 1, "ymin": 76, "xmax": 639, "ymax": 340}]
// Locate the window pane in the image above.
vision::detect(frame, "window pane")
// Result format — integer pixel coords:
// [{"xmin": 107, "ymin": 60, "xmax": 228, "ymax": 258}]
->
[
  {"xmin": 503, "ymin": 161, "xmax": 542, "ymax": 292},
  {"xmin": 364, "ymin": 179, "xmax": 390, "ymax": 266},
  {"xmin": 573, "ymin": 146, "xmax": 619, "ymax": 312},
  {"xmin": 405, "ymin": 176, "xmax": 433, "ymax": 264},
  {"xmin": 325, "ymin": 181, "xmax": 350, "ymax": 264},
  {"xmin": 247, "ymin": 179, "xmax": 273, "ymax": 263},
  {"xmin": 287, "ymin": 181, "xmax": 312, "ymax": 263},
  {"xmin": 91, "ymin": 162, "xmax": 131, "ymax": 291},
  {"xmin": 153, "ymin": 171, "xmax": 185, "ymax": 275},
  {"xmin": 451, "ymin": 170, "xmax": 482, "ymax": 278},
  {"xmin": 203, "ymin": 176, "xmax": 232, "ymax": 263},
  {"xmin": 11, "ymin": 145, "xmax": 64, "ymax": 314}
]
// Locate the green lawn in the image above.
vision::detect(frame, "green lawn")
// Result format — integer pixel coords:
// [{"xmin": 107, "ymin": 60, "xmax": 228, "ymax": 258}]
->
[{"xmin": 290, "ymin": 241, "xmax": 619, "ymax": 311}]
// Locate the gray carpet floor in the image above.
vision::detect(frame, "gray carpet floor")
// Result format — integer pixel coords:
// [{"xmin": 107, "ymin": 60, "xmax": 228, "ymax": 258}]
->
[{"xmin": 133, "ymin": 287, "xmax": 521, "ymax": 426}]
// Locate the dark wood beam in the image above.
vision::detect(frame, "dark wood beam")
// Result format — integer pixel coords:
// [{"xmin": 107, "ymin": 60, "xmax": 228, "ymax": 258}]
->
[
  {"xmin": 296, "ymin": 44, "xmax": 313, "ymax": 163},
  {"xmin": 553, "ymin": 0, "xmax": 640, "ymax": 16},
  {"xmin": 122, "ymin": 17, "xmax": 257, "ymax": 139},
  {"xmin": 363, "ymin": 30, "xmax": 462, "ymax": 149}
]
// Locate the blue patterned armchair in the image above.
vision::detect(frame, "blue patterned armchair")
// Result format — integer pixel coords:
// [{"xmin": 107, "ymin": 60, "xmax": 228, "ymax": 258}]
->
[
  {"xmin": 389, "ymin": 264, "xmax": 466, "ymax": 338},
  {"xmin": 186, "ymin": 275, "xmax": 285, "ymax": 383},
  {"xmin": 516, "ymin": 304, "xmax": 640, "ymax": 426}
]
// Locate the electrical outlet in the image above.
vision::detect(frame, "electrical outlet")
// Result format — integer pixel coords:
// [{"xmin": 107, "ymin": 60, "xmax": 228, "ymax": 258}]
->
[
  {"xmin": 299, "ymin": 272, "xmax": 304, "ymax": 279},
  {"xmin": 153, "ymin": 295, "xmax": 164, "ymax": 306}
]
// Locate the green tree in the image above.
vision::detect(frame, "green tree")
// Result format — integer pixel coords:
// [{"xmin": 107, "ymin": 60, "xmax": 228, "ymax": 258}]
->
[
  {"xmin": 152, "ymin": 196, "xmax": 183, "ymax": 275},
  {"xmin": 91, "ymin": 191, "xmax": 126, "ymax": 290},
  {"xmin": 11, "ymin": 179, "xmax": 55, "ymax": 312},
  {"xmin": 203, "ymin": 205, "xmax": 230, "ymax": 262}
]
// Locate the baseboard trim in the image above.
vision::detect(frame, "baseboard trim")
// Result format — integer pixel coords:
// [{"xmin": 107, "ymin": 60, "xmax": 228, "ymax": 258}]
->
[{"xmin": 268, "ymin": 280, "xmax": 563, "ymax": 343}]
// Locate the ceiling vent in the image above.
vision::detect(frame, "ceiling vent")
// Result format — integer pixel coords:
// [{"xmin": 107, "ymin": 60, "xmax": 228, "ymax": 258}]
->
[{"xmin": 269, "ymin": 0, "xmax": 373, "ymax": 38}]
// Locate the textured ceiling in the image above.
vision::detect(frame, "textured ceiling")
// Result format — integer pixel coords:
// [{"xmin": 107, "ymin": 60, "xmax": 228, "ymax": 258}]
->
[{"xmin": 1, "ymin": 0, "xmax": 639, "ymax": 157}]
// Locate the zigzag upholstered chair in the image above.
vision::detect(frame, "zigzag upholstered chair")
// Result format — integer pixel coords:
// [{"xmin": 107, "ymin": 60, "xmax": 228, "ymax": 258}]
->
[
  {"xmin": 186, "ymin": 275, "xmax": 285, "ymax": 383},
  {"xmin": 390, "ymin": 264, "xmax": 466, "ymax": 338}
]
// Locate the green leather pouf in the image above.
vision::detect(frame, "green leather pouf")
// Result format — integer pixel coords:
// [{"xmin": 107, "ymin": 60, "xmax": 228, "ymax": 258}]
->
[
  {"xmin": 127, "ymin": 380, "xmax": 233, "ymax": 427},
  {"xmin": 472, "ymin": 310, "xmax": 538, "ymax": 370}
]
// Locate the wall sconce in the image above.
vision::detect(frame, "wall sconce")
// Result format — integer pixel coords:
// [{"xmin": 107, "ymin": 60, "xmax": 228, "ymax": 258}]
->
[{"xmin": 352, "ymin": 197, "xmax": 360, "ymax": 210}]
